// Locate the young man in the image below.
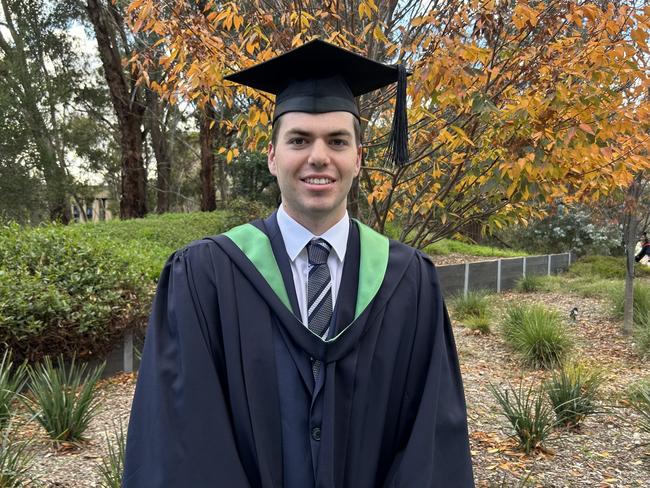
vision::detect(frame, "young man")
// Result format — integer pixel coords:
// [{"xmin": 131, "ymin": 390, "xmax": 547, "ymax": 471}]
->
[{"xmin": 124, "ymin": 40, "xmax": 474, "ymax": 487}]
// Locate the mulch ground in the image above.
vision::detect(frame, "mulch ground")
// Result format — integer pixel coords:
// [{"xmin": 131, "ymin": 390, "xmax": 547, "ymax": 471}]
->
[{"xmin": 14, "ymin": 287, "xmax": 650, "ymax": 487}]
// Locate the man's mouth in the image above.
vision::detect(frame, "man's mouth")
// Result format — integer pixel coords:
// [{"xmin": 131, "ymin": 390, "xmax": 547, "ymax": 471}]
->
[{"xmin": 303, "ymin": 177, "xmax": 334, "ymax": 185}]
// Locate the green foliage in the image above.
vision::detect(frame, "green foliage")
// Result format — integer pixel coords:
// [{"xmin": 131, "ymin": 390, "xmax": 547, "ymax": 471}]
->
[
  {"xmin": 515, "ymin": 275, "xmax": 545, "ymax": 293},
  {"xmin": 424, "ymin": 239, "xmax": 524, "ymax": 258},
  {"xmin": 96, "ymin": 421, "xmax": 126, "ymax": 488},
  {"xmin": 464, "ymin": 316, "xmax": 492, "ymax": 334},
  {"xmin": 627, "ymin": 385, "xmax": 650, "ymax": 437},
  {"xmin": 633, "ymin": 312, "xmax": 650, "ymax": 358},
  {"xmin": 611, "ymin": 284, "xmax": 650, "ymax": 325},
  {"xmin": 489, "ymin": 381, "xmax": 555, "ymax": 454},
  {"xmin": 0, "ymin": 428, "xmax": 34, "ymax": 487},
  {"xmin": 498, "ymin": 204, "xmax": 621, "ymax": 257},
  {"xmin": 0, "ymin": 223, "xmax": 150, "ymax": 361},
  {"xmin": 501, "ymin": 304, "xmax": 572, "ymax": 369},
  {"xmin": 450, "ymin": 290, "xmax": 491, "ymax": 321},
  {"xmin": 569, "ymin": 255, "xmax": 650, "ymax": 280},
  {"xmin": 0, "ymin": 350, "xmax": 27, "ymax": 430},
  {"xmin": 26, "ymin": 356, "xmax": 104, "ymax": 443},
  {"xmin": 227, "ymin": 151, "xmax": 279, "ymax": 205},
  {"xmin": 544, "ymin": 363, "xmax": 603, "ymax": 428},
  {"xmin": 627, "ymin": 376, "xmax": 650, "ymax": 404}
]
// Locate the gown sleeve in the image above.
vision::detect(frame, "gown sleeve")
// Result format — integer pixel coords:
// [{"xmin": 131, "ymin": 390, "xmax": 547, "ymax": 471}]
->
[
  {"xmin": 383, "ymin": 256, "xmax": 475, "ymax": 487},
  {"xmin": 122, "ymin": 244, "xmax": 251, "ymax": 488}
]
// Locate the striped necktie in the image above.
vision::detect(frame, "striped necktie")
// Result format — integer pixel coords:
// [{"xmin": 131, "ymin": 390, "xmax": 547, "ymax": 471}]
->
[{"xmin": 307, "ymin": 238, "xmax": 333, "ymax": 380}]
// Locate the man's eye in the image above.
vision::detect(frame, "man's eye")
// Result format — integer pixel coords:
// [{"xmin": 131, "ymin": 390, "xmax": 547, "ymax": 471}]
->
[
  {"xmin": 330, "ymin": 139, "xmax": 348, "ymax": 146},
  {"xmin": 289, "ymin": 137, "xmax": 306, "ymax": 145}
]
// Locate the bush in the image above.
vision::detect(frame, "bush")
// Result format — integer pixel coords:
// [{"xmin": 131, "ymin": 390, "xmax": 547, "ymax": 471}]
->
[
  {"xmin": 489, "ymin": 381, "xmax": 555, "ymax": 454},
  {"xmin": 545, "ymin": 363, "xmax": 603, "ymax": 428},
  {"xmin": 501, "ymin": 304, "xmax": 572, "ymax": 369},
  {"xmin": 515, "ymin": 275, "xmax": 545, "ymax": 293},
  {"xmin": 26, "ymin": 355, "xmax": 104, "ymax": 443},
  {"xmin": 0, "ymin": 224, "xmax": 151, "ymax": 361},
  {"xmin": 450, "ymin": 290, "xmax": 491, "ymax": 321},
  {"xmin": 0, "ymin": 350, "xmax": 27, "ymax": 430},
  {"xmin": 96, "ymin": 421, "xmax": 126, "ymax": 488},
  {"xmin": 611, "ymin": 284, "xmax": 650, "ymax": 326}
]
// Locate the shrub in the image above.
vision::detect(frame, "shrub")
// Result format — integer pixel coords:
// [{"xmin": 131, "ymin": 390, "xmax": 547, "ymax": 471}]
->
[
  {"xmin": 545, "ymin": 363, "xmax": 603, "ymax": 428},
  {"xmin": 26, "ymin": 355, "xmax": 104, "ymax": 443},
  {"xmin": 489, "ymin": 381, "xmax": 555, "ymax": 454},
  {"xmin": 501, "ymin": 304, "xmax": 572, "ymax": 369},
  {"xmin": 97, "ymin": 421, "xmax": 126, "ymax": 488},
  {"xmin": 627, "ymin": 385, "xmax": 650, "ymax": 437},
  {"xmin": 0, "ymin": 350, "xmax": 27, "ymax": 430},
  {"xmin": 611, "ymin": 284, "xmax": 650, "ymax": 326},
  {"xmin": 515, "ymin": 275, "xmax": 545, "ymax": 293},
  {"xmin": 0, "ymin": 224, "xmax": 151, "ymax": 361},
  {"xmin": 0, "ymin": 427, "xmax": 34, "ymax": 487},
  {"xmin": 464, "ymin": 316, "xmax": 492, "ymax": 334},
  {"xmin": 450, "ymin": 290, "xmax": 491, "ymax": 321}
]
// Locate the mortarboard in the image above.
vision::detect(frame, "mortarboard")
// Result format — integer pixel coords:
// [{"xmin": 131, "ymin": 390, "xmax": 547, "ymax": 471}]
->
[{"xmin": 224, "ymin": 39, "xmax": 409, "ymax": 166}]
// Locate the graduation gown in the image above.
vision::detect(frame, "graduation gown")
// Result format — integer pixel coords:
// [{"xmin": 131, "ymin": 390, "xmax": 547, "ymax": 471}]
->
[{"xmin": 123, "ymin": 214, "xmax": 474, "ymax": 487}]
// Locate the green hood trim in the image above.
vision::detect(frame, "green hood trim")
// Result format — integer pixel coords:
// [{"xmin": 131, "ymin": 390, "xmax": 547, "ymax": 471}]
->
[
  {"xmin": 223, "ymin": 220, "xmax": 389, "ymax": 324},
  {"xmin": 223, "ymin": 224, "xmax": 292, "ymax": 311}
]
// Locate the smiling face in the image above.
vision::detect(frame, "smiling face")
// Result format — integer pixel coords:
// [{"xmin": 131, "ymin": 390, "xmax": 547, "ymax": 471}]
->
[{"xmin": 268, "ymin": 111, "xmax": 362, "ymax": 235}]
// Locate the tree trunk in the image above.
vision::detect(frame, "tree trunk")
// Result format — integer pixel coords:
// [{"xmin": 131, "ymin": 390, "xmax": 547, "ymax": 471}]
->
[
  {"xmin": 146, "ymin": 90, "xmax": 172, "ymax": 213},
  {"xmin": 622, "ymin": 175, "xmax": 644, "ymax": 335},
  {"xmin": 86, "ymin": 0, "xmax": 147, "ymax": 219},
  {"xmin": 199, "ymin": 110, "xmax": 216, "ymax": 212}
]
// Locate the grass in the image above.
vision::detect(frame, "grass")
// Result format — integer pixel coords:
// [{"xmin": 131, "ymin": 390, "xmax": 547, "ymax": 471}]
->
[
  {"xmin": 501, "ymin": 304, "xmax": 572, "ymax": 369},
  {"xmin": 96, "ymin": 421, "xmax": 126, "ymax": 488},
  {"xmin": 515, "ymin": 275, "xmax": 545, "ymax": 293},
  {"xmin": 0, "ymin": 426, "xmax": 35, "ymax": 487},
  {"xmin": 569, "ymin": 255, "xmax": 650, "ymax": 280},
  {"xmin": 0, "ymin": 350, "xmax": 27, "ymax": 430},
  {"xmin": 627, "ymin": 385, "xmax": 650, "ymax": 438},
  {"xmin": 424, "ymin": 239, "xmax": 525, "ymax": 258},
  {"xmin": 450, "ymin": 290, "xmax": 492, "ymax": 321},
  {"xmin": 633, "ymin": 311, "xmax": 650, "ymax": 358},
  {"xmin": 464, "ymin": 316, "xmax": 492, "ymax": 334},
  {"xmin": 489, "ymin": 381, "xmax": 555, "ymax": 454},
  {"xmin": 611, "ymin": 284, "xmax": 650, "ymax": 325},
  {"xmin": 545, "ymin": 363, "xmax": 603, "ymax": 428},
  {"xmin": 26, "ymin": 355, "xmax": 105, "ymax": 443}
]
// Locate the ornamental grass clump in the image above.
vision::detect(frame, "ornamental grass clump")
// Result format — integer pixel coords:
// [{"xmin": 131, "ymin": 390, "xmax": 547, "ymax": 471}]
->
[
  {"xmin": 501, "ymin": 304, "xmax": 572, "ymax": 369},
  {"xmin": 450, "ymin": 290, "xmax": 491, "ymax": 321},
  {"xmin": 611, "ymin": 284, "xmax": 650, "ymax": 325},
  {"xmin": 464, "ymin": 316, "xmax": 492, "ymax": 334},
  {"xmin": 515, "ymin": 275, "xmax": 545, "ymax": 293},
  {"xmin": 96, "ymin": 421, "xmax": 126, "ymax": 488},
  {"xmin": 26, "ymin": 355, "xmax": 104, "ymax": 443},
  {"xmin": 489, "ymin": 381, "xmax": 555, "ymax": 454},
  {"xmin": 0, "ymin": 350, "xmax": 27, "ymax": 430},
  {"xmin": 545, "ymin": 363, "xmax": 603, "ymax": 429},
  {"xmin": 633, "ymin": 311, "xmax": 650, "ymax": 358},
  {"xmin": 627, "ymin": 385, "xmax": 650, "ymax": 437},
  {"xmin": 0, "ymin": 426, "xmax": 34, "ymax": 487}
]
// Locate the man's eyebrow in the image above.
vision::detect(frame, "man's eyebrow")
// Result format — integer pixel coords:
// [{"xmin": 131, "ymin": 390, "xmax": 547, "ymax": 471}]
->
[{"xmin": 283, "ymin": 128, "xmax": 353, "ymax": 138}]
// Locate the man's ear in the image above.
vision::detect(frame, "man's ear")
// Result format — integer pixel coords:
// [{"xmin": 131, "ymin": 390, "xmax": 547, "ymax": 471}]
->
[{"xmin": 268, "ymin": 142, "xmax": 277, "ymax": 176}]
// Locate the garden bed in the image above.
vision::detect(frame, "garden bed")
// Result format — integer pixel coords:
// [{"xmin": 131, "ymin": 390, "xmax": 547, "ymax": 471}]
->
[{"xmin": 11, "ymin": 288, "xmax": 650, "ymax": 486}]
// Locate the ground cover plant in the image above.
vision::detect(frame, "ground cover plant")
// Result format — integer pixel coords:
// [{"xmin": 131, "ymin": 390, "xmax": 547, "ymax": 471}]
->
[
  {"xmin": 488, "ymin": 381, "xmax": 555, "ymax": 454},
  {"xmin": 501, "ymin": 304, "xmax": 572, "ymax": 369},
  {"xmin": 545, "ymin": 363, "xmax": 603, "ymax": 429},
  {"xmin": 515, "ymin": 275, "xmax": 545, "ymax": 293},
  {"xmin": 0, "ymin": 350, "xmax": 27, "ymax": 429},
  {"xmin": 0, "ymin": 428, "xmax": 34, "ymax": 487},
  {"xmin": 96, "ymin": 421, "xmax": 126, "ymax": 488},
  {"xmin": 450, "ymin": 291, "xmax": 493, "ymax": 334},
  {"xmin": 26, "ymin": 356, "xmax": 104, "ymax": 444}
]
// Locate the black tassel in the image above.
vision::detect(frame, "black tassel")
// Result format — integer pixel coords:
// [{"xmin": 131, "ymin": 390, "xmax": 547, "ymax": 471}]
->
[{"xmin": 385, "ymin": 64, "xmax": 409, "ymax": 166}]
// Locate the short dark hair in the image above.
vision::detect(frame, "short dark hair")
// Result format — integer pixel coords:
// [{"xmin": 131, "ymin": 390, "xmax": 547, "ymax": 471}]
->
[{"xmin": 271, "ymin": 113, "xmax": 361, "ymax": 146}]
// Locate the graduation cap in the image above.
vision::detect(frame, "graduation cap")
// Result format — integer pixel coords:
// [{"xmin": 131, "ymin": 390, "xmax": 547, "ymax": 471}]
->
[{"xmin": 224, "ymin": 39, "xmax": 409, "ymax": 166}]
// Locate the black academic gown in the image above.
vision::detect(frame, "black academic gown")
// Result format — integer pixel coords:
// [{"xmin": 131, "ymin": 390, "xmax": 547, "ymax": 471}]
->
[{"xmin": 123, "ymin": 213, "xmax": 474, "ymax": 488}]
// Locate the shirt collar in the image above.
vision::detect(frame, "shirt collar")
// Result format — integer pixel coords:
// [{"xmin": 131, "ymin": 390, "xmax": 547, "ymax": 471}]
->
[{"xmin": 276, "ymin": 205, "xmax": 349, "ymax": 263}]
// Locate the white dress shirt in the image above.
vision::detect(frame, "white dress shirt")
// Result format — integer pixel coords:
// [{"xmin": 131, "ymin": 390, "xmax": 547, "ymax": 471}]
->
[{"xmin": 276, "ymin": 205, "xmax": 349, "ymax": 327}]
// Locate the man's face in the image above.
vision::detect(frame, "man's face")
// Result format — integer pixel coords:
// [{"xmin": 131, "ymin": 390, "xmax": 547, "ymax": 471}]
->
[{"xmin": 268, "ymin": 111, "xmax": 361, "ymax": 231}]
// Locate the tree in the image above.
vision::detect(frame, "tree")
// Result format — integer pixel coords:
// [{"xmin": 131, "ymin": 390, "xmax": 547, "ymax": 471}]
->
[
  {"xmin": 0, "ymin": 0, "xmax": 86, "ymax": 222},
  {"xmin": 85, "ymin": 0, "xmax": 148, "ymax": 218},
  {"xmin": 127, "ymin": 0, "xmax": 650, "ymax": 246}
]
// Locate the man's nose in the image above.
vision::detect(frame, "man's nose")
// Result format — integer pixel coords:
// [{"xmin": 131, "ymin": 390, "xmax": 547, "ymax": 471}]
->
[{"xmin": 307, "ymin": 139, "xmax": 330, "ymax": 166}]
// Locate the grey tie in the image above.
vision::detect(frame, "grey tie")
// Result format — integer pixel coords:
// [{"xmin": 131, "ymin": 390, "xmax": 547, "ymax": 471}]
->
[{"xmin": 307, "ymin": 238, "xmax": 333, "ymax": 380}]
